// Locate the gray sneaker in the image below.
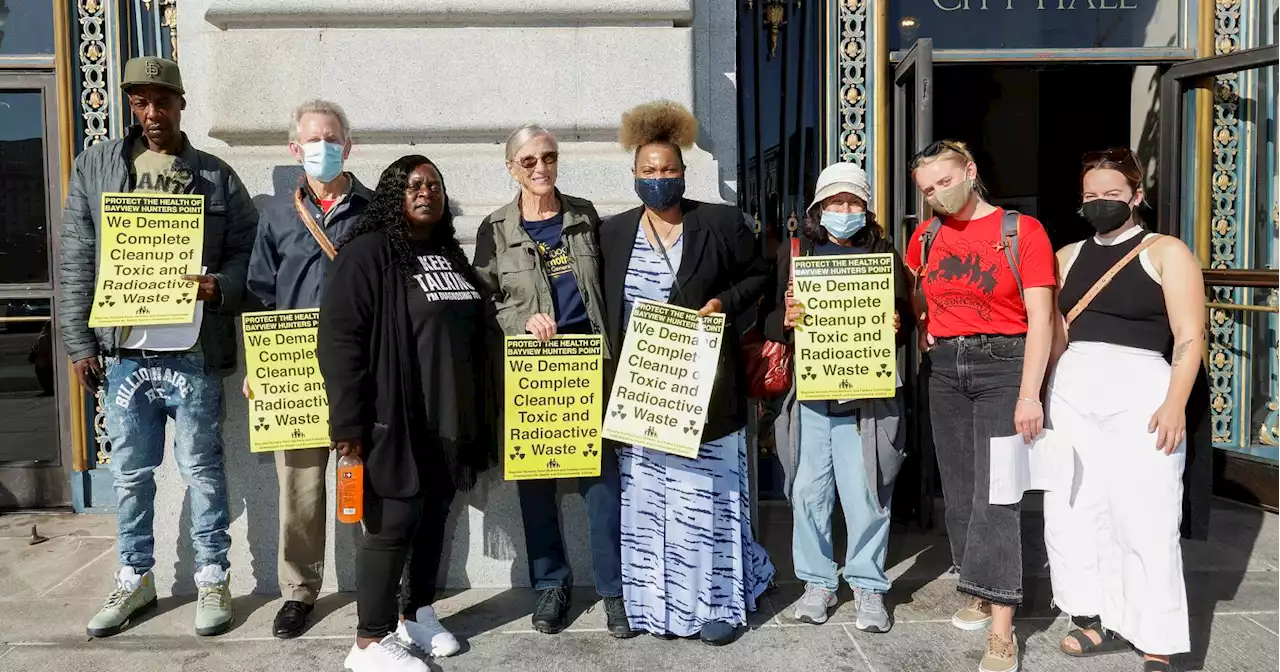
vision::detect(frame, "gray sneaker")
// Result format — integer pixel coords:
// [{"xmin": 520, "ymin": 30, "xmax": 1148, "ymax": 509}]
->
[
  {"xmin": 853, "ymin": 587, "xmax": 891, "ymax": 633},
  {"xmin": 194, "ymin": 565, "xmax": 234, "ymax": 636},
  {"xmin": 793, "ymin": 584, "xmax": 837, "ymax": 624},
  {"xmin": 87, "ymin": 567, "xmax": 158, "ymax": 637}
]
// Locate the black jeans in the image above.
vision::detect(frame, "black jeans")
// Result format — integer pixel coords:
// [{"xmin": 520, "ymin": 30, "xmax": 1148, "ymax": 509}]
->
[
  {"xmin": 356, "ymin": 483, "xmax": 456, "ymax": 639},
  {"xmin": 517, "ymin": 445, "xmax": 623, "ymax": 597},
  {"xmin": 927, "ymin": 334, "xmax": 1024, "ymax": 605}
]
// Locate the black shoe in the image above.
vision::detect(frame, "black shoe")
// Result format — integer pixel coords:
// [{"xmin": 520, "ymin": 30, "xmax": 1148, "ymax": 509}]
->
[
  {"xmin": 603, "ymin": 597, "xmax": 638, "ymax": 639},
  {"xmin": 699, "ymin": 620, "xmax": 738, "ymax": 646},
  {"xmin": 272, "ymin": 600, "xmax": 313, "ymax": 639},
  {"xmin": 531, "ymin": 587, "xmax": 570, "ymax": 634}
]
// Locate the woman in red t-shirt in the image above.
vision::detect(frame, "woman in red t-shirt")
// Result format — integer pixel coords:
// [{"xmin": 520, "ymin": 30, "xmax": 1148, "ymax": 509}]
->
[{"xmin": 904, "ymin": 141, "xmax": 1057, "ymax": 672}]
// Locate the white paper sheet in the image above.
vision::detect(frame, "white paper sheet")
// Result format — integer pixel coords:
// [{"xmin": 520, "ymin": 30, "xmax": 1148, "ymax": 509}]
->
[{"xmin": 988, "ymin": 429, "xmax": 1075, "ymax": 506}]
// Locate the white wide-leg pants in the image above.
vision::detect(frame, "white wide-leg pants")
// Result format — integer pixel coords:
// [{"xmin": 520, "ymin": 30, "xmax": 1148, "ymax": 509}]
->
[{"xmin": 1045, "ymin": 341, "xmax": 1189, "ymax": 655}]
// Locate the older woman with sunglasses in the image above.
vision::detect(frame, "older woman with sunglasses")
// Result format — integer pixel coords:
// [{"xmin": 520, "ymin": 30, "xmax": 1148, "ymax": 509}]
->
[{"xmin": 473, "ymin": 125, "xmax": 633, "ymax": 639}]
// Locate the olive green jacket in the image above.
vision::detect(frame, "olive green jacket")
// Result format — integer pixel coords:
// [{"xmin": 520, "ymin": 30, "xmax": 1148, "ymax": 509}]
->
[{"xmin": 472, "ymin": 191, "xmax": 611, "ymax": 355}]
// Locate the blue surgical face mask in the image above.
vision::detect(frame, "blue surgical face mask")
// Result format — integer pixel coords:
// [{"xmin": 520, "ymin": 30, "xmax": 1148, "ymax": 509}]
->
[
  {"xmin": 301, "ymin": 141, "xmax": 344, "ymax": 183},
  {"xmin": 820, "ymin": 210, "xmax": 866, "ymax": 240},
  {"xmin": 634, "ymin": 177, "xmax": 686, "ymax": 211}
]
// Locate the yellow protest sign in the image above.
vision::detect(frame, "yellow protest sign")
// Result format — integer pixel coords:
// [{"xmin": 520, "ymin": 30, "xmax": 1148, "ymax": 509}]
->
[
  {"xmin": 242, "ymin": 309, "xmax": 328, "ymax": 452},
  {"xmin": 602, "ymin": 300, "xmax": 724, "ymax": 459},
  {"xmin": 89, "ymin": 193, "xmax": 204, "ymax": 328},
  {"xmin": 504, "ymin": 335, "xmax": 604, "ymax": 480},
  {"xmin": 792, "ymin": 253, "xmax": 896, "ymax": 401}
]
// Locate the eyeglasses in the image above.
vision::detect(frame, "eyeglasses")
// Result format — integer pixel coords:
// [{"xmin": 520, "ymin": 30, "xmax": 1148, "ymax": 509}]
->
[
  {"xmin": 405, "ymin": 180, "xmax": 442, "ymax": 194},
  {"xmin": 909, "ymin": 140, "xmax": 968, "ymax": 170},
  {"xmin": 1082, "ymin": 147, "xmax": 1140, "ymax": 170},
  {"xmin": 514, "ymin": 152, "xmax": 559, "ymax": 170}
]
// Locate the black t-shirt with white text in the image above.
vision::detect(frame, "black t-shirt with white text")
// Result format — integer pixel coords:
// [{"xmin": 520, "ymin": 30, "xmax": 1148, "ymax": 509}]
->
[{"xmin": 405, "ymin": 239, "xmax": 484, "ymax": 478}]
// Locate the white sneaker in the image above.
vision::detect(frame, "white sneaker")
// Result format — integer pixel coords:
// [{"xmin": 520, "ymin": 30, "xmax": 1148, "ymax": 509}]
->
[
  {"xmin": 399, "ymin": 605, "xmax": 461, "ymax": 657},
  {"xmin": 343, "ymin": 634, "xmax": 428, "ymax": 672}
]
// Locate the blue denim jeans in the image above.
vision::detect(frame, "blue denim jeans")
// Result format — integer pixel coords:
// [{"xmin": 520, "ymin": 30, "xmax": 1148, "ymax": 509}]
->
[
  {"xmin": 104, "ymin": 352, "xmax": 231, "ymax": 573},
  {"xmin": 792, "ymin": 402, "xmax": 891, "ymax": 593},
  {"xmin": 926, "ymin": 335, "xmax": 1024, "ymax": 605},
  {"xmin": 517, "ymin": 445, "xmax": 623, "ymax": 596}
]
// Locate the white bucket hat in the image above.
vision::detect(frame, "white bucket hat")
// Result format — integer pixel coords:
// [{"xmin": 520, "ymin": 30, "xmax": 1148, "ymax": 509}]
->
[{"xmin": 808, "ymin": 162, "xmax": 871, "ymax": 214}]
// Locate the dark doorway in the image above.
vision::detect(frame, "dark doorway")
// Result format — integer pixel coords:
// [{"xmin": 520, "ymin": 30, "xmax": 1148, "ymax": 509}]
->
[{"xmin": 932, "ymin": 64, "xmax": 1136, "ymax": 250}]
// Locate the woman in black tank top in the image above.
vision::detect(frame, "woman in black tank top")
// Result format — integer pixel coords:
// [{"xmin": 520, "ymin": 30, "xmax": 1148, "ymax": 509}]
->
[{"xmin": 1042, "ymin": 148, "xmax": 1205, "ymax": 672}]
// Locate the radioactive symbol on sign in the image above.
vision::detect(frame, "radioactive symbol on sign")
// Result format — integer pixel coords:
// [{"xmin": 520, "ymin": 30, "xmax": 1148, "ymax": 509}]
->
[
  {"xmin": 682, "ymin": 420, "xmax": 698, "ymax": 435},
  {"xmin": 610, "ymin": 404, "xmax": 627, "ymax": 420},
  {"xmin": 800, "ymin": 366, "xmax": 817, "ymax": 381},
  {"xmin": 583, "ymin": 442, "xmax": 599, "ymax": 458},
  {"xmin": 253, "ymin": 417, "xmax": 270, "ymax": 431},
  {"xmin": 509, "ymin": 445, "xmax": 526, "ymax": 461},
  {"xmin": 177, "ymin": 293, "xmax": 193, "ymax": 305},
  {"xmin": 97, "ymin": 295, "xmax": 116, "ymax": 307},
  {"xmin": 875, "ymin": 363, "xmax": 891, "ymax": 378}
]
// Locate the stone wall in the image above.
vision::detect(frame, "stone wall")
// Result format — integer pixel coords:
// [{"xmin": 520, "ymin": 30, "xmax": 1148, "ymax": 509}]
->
[{"xmin": 147, "ymin": 0, "xmax": 739, "ymax": 597}]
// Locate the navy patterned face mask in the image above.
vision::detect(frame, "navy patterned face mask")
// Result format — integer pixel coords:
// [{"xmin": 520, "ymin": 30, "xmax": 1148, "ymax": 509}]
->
[{"xmin": 634, "ymin": 177, "xmax": 686, "ymax": 211}]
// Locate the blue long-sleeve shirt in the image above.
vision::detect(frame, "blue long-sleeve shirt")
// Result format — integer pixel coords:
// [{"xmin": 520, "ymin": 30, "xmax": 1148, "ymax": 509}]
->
[{"xmin": 247, "ymin": 176, "xmax": 372, "ymax": 311}]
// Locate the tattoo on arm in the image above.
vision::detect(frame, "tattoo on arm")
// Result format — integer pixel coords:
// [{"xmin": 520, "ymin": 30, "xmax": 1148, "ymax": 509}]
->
[{"xmin": 1172, "ymin": 338, "xmax": 1194, "ymax": 365}]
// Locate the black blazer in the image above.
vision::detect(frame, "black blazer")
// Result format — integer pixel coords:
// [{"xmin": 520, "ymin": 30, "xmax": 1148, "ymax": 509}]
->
[{"xmin": 600, "ymin": 199, "xmax": 770, "ymax": 443}]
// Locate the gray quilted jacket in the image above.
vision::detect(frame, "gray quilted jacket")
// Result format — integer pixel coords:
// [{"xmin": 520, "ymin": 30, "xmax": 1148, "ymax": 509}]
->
[{"xmin": 57, "ymin": 126, "xmax": 258, "ymax": 370}]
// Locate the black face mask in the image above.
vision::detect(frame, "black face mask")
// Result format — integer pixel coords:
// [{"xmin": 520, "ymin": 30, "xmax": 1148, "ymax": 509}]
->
[{"xmin": 1080, "ymin": 199, "xmax": 1132, "ymax": 234}]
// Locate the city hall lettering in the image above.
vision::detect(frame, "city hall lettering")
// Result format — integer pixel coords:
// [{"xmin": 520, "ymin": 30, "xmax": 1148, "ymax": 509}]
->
[{"xmin": 931, "ymin": 0, "xmax": 1138, "ymax": 9}]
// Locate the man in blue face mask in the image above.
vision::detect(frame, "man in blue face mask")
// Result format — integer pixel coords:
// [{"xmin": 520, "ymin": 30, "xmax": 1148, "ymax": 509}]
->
[{"xmin": 246, "ymin": 99, "xmax": 374, "ymax": 640}]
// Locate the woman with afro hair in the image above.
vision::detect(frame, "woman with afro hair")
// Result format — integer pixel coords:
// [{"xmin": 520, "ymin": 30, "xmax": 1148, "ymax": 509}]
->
[
  {"xmin": 318, "ymin": 155, "xmax": 496, "ymax": 672},
  {"xmin": 599, "ymin": 101, "xmax": 775, "ymax": 645}
]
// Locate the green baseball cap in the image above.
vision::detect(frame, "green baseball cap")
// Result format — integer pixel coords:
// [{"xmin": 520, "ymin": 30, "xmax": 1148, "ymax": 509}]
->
[{"xmin": 121, "ymin": 57, "xmax": 185, "ymax": 95}]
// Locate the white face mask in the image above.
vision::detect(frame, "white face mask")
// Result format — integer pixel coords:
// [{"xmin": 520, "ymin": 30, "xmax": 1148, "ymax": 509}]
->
[{"xmin": 301, "ymin": 141, "xmax": 344, "ymax": 183}]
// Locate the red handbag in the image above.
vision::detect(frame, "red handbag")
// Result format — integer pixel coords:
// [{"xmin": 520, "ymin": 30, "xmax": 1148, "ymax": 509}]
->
[{"xmin": 744, "ymin": 237, "xmax": 800, "ymax": 399}]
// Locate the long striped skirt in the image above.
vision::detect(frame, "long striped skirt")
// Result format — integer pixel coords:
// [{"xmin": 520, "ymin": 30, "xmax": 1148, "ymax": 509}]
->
[{"xmin": 619, "ymin": 429, "xmax": 776, "ymax": 636}]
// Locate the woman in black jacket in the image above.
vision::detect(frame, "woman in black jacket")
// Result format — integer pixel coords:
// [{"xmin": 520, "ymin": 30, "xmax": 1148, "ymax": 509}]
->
[
  {"xmin": 601, "ymin": 101, "xmax": 775, "ymax": 646},
  {"xmin": 318, "ymin": 155, "xmax": 494, "ymax": 672}
]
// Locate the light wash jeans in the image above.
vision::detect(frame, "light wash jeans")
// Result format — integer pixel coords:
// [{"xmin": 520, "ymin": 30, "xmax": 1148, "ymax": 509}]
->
[
  {"xmin": 792, "ymin": 402, "xmax": 891, "ymax": 593},
  {"xmin": 104, "ymin": 352, "xmax": 231, "ymax": 573}
]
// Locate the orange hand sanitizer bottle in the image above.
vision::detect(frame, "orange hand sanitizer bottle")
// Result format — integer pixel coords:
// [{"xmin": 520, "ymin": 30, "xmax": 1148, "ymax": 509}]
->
[{"xmin": 336, "ymin": 454, "xmax": 364, "ymax": 524}]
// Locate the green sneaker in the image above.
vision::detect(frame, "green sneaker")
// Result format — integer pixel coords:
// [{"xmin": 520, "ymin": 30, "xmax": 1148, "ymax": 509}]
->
[
  {"xmin": 193, "ymin": 565, "xmax": 234, "ymax": 636},
  {"xmin": 87, "ymin": 567, "xmax": 158, "ymax": 637}
]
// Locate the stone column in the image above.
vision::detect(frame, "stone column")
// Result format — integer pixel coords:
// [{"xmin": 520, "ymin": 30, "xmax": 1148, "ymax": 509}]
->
[{"xmin": 140, "ymin": 0, "xmax": 739, "ymax": 597}]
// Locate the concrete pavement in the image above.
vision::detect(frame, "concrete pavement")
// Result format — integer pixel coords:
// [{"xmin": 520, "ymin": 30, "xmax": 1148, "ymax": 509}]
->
[{"xmin": 0, "ymin": 500, "xmax": 1276, "ymax": 671}]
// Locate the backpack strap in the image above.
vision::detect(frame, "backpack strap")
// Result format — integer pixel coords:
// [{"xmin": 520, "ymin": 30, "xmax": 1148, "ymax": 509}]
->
[
  {"xmin": 1000, "ymin": 209, "xmax": 1024, "ymax": 299},
  {"xmin": 916, "ymin": 216, "xmax": 944, "ymax": 285}
]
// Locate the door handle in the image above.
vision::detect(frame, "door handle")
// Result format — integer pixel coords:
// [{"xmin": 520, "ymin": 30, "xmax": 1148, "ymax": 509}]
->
[{"xmin": 1205, "ymin": 301, "xmax": 1279, "ymax": 313}]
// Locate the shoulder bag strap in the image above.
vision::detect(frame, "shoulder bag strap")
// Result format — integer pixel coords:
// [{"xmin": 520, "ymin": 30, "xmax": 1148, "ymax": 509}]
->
[
  {"xmin": 643, "ymin": 213, "xmax": 685, "ymax": 296},
  {"xmin": 294, "ymin": 189, "xmax": 338, "ymax": 261},
  {"xmin": 1065, "ymin": 234, "xmax": 1161, "ymax": 326},
  {"xmin": 1000, "ymin": 210, "xmax": 1025, "ymax": 299}
]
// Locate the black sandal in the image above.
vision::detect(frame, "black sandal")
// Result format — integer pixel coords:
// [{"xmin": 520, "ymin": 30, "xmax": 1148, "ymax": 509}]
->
[
  {"xmin": 1142, "ymin": 660, "xmax": 1174, "ymax": 672},
  {"xmin": 1059, "ymin": 616, "xmax": 1131, "ymax": 658}
]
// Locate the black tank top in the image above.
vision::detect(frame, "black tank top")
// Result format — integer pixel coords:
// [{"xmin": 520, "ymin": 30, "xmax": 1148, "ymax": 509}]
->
[{"xmin": 1057, "ymin": 232, "xmax": 1171, "ymax": 353}]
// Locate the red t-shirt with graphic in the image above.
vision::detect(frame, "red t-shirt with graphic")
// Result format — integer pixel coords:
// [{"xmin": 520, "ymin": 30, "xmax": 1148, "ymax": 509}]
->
[{"xmin": 904, "ymin": 208, "xmax": 1056, "ymax": 338}]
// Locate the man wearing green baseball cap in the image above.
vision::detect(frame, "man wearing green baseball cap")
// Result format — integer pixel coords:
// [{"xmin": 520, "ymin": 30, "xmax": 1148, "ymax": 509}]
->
[{"xmin": 58, "ymin": 56, "xmax": 257, "ymax": 639}]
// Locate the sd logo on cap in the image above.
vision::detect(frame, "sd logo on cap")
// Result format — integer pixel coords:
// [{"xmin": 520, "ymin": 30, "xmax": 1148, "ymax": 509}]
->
[{"xmin": 121, "ymin": 57, "xmax": 185, "ymax": 95}]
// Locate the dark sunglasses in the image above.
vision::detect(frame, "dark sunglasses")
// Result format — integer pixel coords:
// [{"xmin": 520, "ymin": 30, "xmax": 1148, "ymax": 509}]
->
[
  {"xmin": 514, "ymin": 151, "xmax": 559, "ymax": 170},
  {"xmin": 1082, "ymin": 147, "xmax": 1140, "ymax": 170},
  {"xmin": 909, "ymin": 140, "xmax": 968, "ymax": 170}
]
